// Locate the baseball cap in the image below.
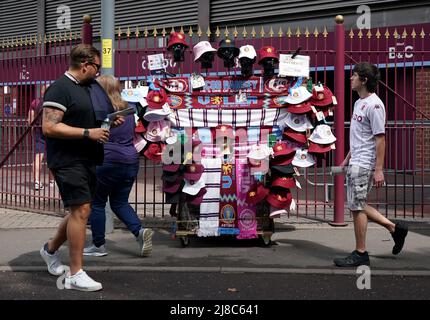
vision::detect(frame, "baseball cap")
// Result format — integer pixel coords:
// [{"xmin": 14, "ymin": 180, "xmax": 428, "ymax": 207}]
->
[
  {"xmin": 239, "ymin": 45, "xmax": 257, "ymax": 60},
  {"xmin": 258, "ymin": 46, "xmax": 279, "ymax": 64}
]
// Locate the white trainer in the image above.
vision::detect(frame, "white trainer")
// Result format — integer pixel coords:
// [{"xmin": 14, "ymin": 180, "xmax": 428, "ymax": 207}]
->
[
  {"xmin": 39, "ymin": 246, "xmax": 66, "ymax": 276},
  {"xmin": 137, "ymin": 228, "xmax": 154, "ymax": 257},
  {"xmin": 64, "ymin": 269, "xmax": 102, "ymax": 292},
  {"xmin": 83, "ymin": 244, "xmax": 108, "ymax": 257}
]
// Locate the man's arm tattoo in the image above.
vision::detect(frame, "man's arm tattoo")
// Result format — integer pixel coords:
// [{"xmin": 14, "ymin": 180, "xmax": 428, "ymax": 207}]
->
[{"xmin": 43, "ymin": 107, "xmax": 64, "ymax": 125}]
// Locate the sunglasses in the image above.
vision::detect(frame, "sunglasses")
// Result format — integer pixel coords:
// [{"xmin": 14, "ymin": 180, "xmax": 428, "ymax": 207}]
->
[
  {"xmin": 82, "ymin": 61, "xmax": 101, "ymax": 72},
  {"xmin": 89, "ymin": 62, "xmax": 102, "ymax": 72}
]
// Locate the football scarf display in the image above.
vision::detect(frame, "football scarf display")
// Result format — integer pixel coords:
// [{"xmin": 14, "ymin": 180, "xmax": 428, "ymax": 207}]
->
[
  {"xmin": 198, "ymin": 158, "xmax": 222, "ymax": 237},
  {"xmin": 235, "ymin": 158, "xmax": 258, "ymax": 240},
  {"xmin": 219, "ymin": 163, "xmax": 237, "ymax": 229}
]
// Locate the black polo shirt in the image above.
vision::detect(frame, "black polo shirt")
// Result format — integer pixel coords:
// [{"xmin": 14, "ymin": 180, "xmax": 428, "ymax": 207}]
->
[{"xmin": 43, "ymin": 73, "xmax": 103, "ymax": 169}]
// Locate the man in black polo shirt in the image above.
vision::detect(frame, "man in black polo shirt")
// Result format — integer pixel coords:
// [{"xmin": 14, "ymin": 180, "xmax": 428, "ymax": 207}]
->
[{"xmin": 39, "ymin": 44, "xmax": 123, "ymax": 292}]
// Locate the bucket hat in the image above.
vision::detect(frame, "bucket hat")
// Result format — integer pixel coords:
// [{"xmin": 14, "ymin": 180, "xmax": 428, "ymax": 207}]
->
[
  {"xmin": 310, "ymin": 85, "xmax": 334, "ymax": 107},
  {"xmin": 183, "ymin": 164, "xmax": 205, "ymax": 182},
  {"xmin": 193, "ymin": 41, "xmax": 217, "ymax": 62},
  {"xmin": 285, "ymin": 86, "xmax": 312, "ymax": 105},
  {"xmin": 308, "ymin": 124, "xmax": 337, "ymax": 145},
  {"xmin": 266, "ymin": 189, "xmax": 293, "ymax": 209},
  {"xmin": 284, "ymin": 113, "xmax": 314, "ymax": 132},
  {"xmin": 167, "ymin": 32, "xmax": 189, "ymax": 50},
  {"xmin": 246, "ymin": 184, "xmax": 270, "ymax": 205},
  {"xmin": 292, "ymin": 149, "xmax": 316, "ymax": 168},
  {"xmin": 308, "ymin": 141, "xmax": 334, "ymax": 154},
  {"xmin": 183, "ymin": 178, "xmax": 206, "ymax": 196}
]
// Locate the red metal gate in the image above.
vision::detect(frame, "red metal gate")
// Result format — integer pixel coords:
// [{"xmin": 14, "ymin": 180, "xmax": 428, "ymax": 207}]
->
[{"xmin": 1, "ymin": 17, "xmax": 429, "ymax": 220}]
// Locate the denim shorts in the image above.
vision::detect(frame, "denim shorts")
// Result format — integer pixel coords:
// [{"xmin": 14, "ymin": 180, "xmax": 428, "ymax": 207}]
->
[
  {"xmin": 346, "ymin": 165, "xmax": 374, "ymax": 211},
  {"xmin": 52, "ymin": 162, "xmax": 96, "ymax": 207}
]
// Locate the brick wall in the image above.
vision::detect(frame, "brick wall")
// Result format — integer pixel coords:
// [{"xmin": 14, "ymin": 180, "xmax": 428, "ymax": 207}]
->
[{"xmin": 416, "ymin": 68, "xmax": 430, "ymax": 170}]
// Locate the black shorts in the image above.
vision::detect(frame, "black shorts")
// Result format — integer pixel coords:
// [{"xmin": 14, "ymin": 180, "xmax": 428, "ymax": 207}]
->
[{"xmin": 52, "ymin": 162, "xmax": 97, "ymax": 207}]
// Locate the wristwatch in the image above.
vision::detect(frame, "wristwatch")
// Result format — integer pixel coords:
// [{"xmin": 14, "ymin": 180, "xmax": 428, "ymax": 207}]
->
[{"xmin": 83, "ymin": 129, "xmax": 90, "ymax": 139}]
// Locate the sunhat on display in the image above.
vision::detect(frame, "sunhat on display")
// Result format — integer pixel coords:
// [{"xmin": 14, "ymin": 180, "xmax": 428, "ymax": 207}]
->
[
  {"xmin": 308, "ymin": 124, "xmax": 337, "ymax": 145},
  {"xmin": 291, "ymin": 149, "xmax": 316, "ymax": 168},
  {"xmin": 285, "ymin": 86, "xmax": 312, "ymax": 105},
  {"xmin": 284, "ymin": 113, "xmax": 314, "ymax": 132},
  {"xmin": 193, "ymin": 41, "xmax": 217, "ymax": 62}
]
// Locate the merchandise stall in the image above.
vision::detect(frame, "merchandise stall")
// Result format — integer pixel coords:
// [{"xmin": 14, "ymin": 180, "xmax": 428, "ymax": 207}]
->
[{"xmin": 123, "ymin": 32, "xmax": 338, "ymax": 247}]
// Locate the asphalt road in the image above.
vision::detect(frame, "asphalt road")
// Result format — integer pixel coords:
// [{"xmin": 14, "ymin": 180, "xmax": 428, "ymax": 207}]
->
[{"xmin": 1, "ymin": 271, "xmax": 428, "ymax": 300}]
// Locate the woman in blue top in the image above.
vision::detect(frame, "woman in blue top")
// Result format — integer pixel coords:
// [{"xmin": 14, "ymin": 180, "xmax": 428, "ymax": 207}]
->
[{"xmin": 84, "ymin": 75, "xmax": 154, "ymax": 257}]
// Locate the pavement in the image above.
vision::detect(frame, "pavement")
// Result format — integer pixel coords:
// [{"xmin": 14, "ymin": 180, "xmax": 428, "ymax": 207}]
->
[{"xmin": 1, "ymin": 207, "xmax": 429, "ymax": 275}]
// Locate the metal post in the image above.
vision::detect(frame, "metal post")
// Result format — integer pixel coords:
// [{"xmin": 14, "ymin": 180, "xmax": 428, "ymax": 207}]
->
[
  {"xmin": 330, "ymin": 15, "xmax": 348, "ymax": 227},
  {"xmin": 81, "ymin": 15, "xmax": 93, "ymax": 45},
  {"xmin": 101, "ymin": 0, "xmax": 115, "ymax": 75},
  {"xmin": 101, "ymin": 0, "xmax": 115, "ymax": 233}
]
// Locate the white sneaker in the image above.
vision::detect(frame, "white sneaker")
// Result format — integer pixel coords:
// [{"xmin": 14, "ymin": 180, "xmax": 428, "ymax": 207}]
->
[
  {"xmin": 83, "ymin": 244, "xmax": 108, "ymax": 257},
  {"xmin": 39, "ymin": 246, "xmax": 66, "ymax": 276},
  {"xmin": 137, "ymin": 228, "xmax": 154, "ymax": 257},
  {"xmin": 64, "ymin": 269, "xmax": 102, "ymax": 292}
]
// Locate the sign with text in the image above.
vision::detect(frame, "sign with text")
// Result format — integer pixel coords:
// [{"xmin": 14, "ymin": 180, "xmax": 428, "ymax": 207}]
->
[
  {"xmin": 102, "ymin": 39, "xmax": 113, "ymax": 69},
  {"xmin": 279, "ymin": 54, "xmax": 310, "ymax": 78}
]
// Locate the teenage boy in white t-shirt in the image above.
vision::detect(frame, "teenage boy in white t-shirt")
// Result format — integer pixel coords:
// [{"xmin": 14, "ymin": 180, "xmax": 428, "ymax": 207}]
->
[{"xmin": 333, "ymin": 62, "xmax": 408, "ymax": 267}]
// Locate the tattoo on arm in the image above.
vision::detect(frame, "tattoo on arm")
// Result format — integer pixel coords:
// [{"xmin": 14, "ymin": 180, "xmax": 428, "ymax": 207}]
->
[{"xmin": 43, "ymin": 107, "xmax": 64, "ymax": 126}]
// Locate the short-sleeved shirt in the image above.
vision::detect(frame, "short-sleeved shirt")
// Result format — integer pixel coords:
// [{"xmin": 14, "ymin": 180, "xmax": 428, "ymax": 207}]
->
[
  {"xmin": 349, "ymin": 93, "xmax": 386, "ymax": 170},
  {"xmin": 29, "ymin": 98, "xmax": 44, "ymax": 137},
  {"xmin": 103, "ymin": 114, "xmax": 139, "ymax": 165},
  {"xmin": 43, "ymin": 73, "xmax": 103, "ymax": 169}
]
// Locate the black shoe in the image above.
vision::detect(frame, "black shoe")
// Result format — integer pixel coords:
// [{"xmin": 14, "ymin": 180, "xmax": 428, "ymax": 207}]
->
[
  {"xmin": 392, "ymin": 222, "xmax": 408, "ymax": 255},
  {"xmin": 333, "ymin": 250, "xmax": 370, "ymax": 267}
]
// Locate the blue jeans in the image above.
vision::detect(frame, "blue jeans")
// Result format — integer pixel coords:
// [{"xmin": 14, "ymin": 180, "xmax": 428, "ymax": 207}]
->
[{"xmin": 90, "ymin": 162, "xmax": 141, "ymax": 247}]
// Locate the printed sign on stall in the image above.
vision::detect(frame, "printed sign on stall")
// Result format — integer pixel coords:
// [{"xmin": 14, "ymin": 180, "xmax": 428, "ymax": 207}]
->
[{"xmin": 279, "ymin": 54, "xmax": 310, "ymax": 78}]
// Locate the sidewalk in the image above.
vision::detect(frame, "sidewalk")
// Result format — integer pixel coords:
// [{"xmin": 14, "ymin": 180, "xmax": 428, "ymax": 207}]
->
[{"xmin": 0, "ymin": 207, "xmax": 429, "ymax": 274}]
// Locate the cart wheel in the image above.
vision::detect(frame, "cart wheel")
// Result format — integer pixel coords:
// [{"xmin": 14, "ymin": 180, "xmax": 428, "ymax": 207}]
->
[
  {"xmin": 260, "ymin": 234, "xmax": 272, "ymax": 247},
  {"xmin": 180, "ymin": 236, "xmax": 190, "ymax": 247}
]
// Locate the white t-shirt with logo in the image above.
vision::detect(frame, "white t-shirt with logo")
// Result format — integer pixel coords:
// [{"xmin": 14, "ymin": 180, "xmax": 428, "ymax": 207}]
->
[{"xmin": 350, "ymin": 93, "xmax": 386, "ymax": 170}]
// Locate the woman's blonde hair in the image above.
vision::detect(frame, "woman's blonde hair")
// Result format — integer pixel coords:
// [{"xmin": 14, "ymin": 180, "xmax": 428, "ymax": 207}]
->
[{"xmin": 97, "ymin": 75, "xmax": 128, "ymax": 111}]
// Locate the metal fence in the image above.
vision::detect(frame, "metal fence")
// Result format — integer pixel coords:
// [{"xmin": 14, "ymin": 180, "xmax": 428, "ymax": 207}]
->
[{"xmin": 0, "ymin": 17, "xmax": 429, "ymax": 221}]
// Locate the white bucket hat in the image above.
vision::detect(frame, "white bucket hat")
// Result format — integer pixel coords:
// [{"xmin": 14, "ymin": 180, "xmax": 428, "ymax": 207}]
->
[
  {"xmin": 143, "ymin": 103, "xmax": 172, "ymax": 122},
  {"xmin": 145, "ymin": 120, "xmax": 171, "ymax": 143},
  {"xmin": 183, "ymin": 177, "xmax": 206, "ymax": 196},
  {"xmin": 284, "ymin": 113, "xmax": 314, "ymax": 132},
  {"xmin": 193, "ymin": 41, "xmax": 217, "ymax": 62},
  {"xmin": 308, "ymin": 124, "xmax": 337, "ymax": 145},
  {"xmin": 239, "ymin": 45, "xmax": 257, "ymax": 60},
  {"xmin": 292, "ymin": 149, "xmax": 316, "ymax": 168},
  {"xmin": 247, "ymin": 144, "xmax": 273, "ymax": 160},
  {"xmin": 285, "ymin": 86, "xmax": 312, "ymax": 105}
]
